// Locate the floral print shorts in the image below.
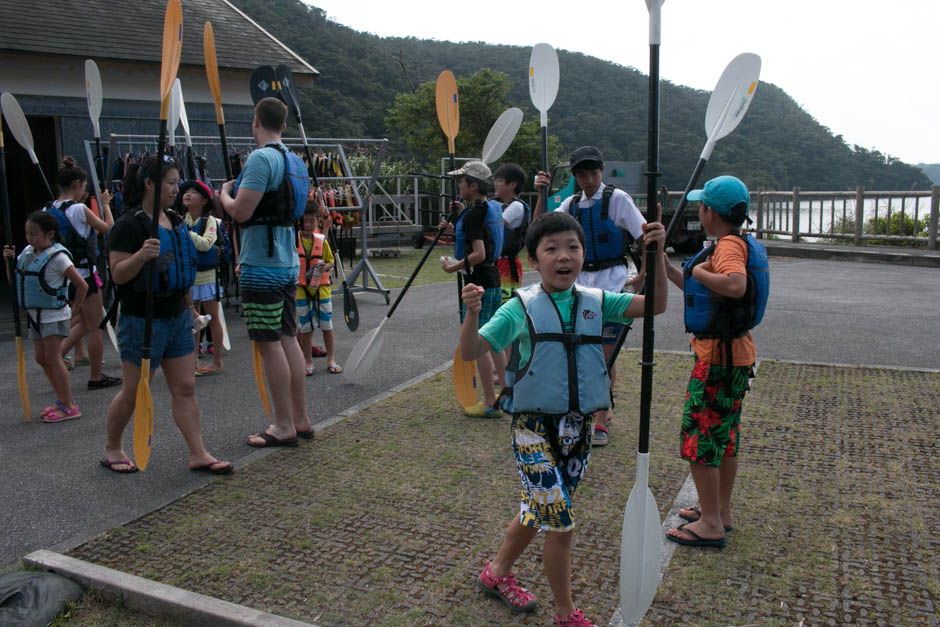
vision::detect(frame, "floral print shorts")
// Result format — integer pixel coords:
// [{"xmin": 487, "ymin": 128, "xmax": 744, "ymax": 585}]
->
[{"xmin": 680, "ymin": 359, "xmax": 753, "ymax": 467}]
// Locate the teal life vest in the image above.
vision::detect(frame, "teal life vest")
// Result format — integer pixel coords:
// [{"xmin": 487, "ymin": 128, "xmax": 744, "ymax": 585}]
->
[
  {"xmin": 500, "ymin": 283, "xmax": 609, "ymax": 415},
  {"xmin": 235, "ymin": 142, "xmax": 310, "ymax": 256},
  {"xmin": 454, "ymin": 199, "xmax": 504, "ymax": 263},
  {"xmin": 123, "ymin": 209, "xmax": 198, "ymax": 297},
  {"xmin": 16, "ymin": 243, "xmax": 72, "ymax": 327},
  {"xmin": 44, "ymin": 200, "xmax": 96, "ymax": 271},
  {"xmin": 571, "ymin": 184, "xmax": 634, "ymax": 272}
]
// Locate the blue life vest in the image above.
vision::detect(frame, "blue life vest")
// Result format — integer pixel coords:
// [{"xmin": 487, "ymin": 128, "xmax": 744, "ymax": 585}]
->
[
  {"xmin": 500, "ymin": 197, "xmax": 530, "ymax": 261},
  {"xmin": 124, "ymin": 209, "xmax": 198, "ymax": 297},
  {"xmin": 44, "ymin": 200, "xmax": 96, "ymax": 270},
  {"xmin": 16, "ymin": 243, "xmax": 72, "ymax": 312},
  {"xmin": 571, "ymin": 185, "xmax": 634, "ymax": 271},
  {"xmin": 500, "ymin": 283, "xmax": 609, "ymax": 415},
  {"xmin": 454, "ymin": 199, "xmax": 504, "ymax": 262},
  {"xmin": 235, "ymin": 142, "xmax": 310, "ymax": 256},
  {"xmin": 194, "ymin": 216, "xmax": 221, "ymax": 271},
  {"xmin": 683, "ymin": 232, "xmax": 769, "ymax": 339}
]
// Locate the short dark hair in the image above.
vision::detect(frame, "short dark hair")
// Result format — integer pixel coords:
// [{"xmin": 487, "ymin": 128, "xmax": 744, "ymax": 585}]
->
[
  {"xmin": 493, "ymin": 163, "xmax": 526, "ymax": 195},
  {"xmin": 710, "ymin": 202, "xmax": 748, "ymax": 227},
  {"xmin": 123, "ymin": 155, "xmax": 181, "ymax": 208},
  {"xmin": 463, "ymin": 175, "xmax": 491, "ymax": 196},
  {"xmin": 255, "ymin": 97, "xmax": 288, "ymax": 132},
  {"xmin": 525, "ymin": 211, "xmax": 585, "ymax": 260},
  {"xmin": 26, "ymin": 210, "xmax": 60, "ymax": 238}
]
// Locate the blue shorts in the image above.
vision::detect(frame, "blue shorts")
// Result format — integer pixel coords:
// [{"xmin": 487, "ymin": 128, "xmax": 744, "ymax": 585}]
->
[
  {"xmin": 190, "ymin": 282, "xmax": 222, "ymax": 302},
  {"xmin": 118, "ymin": 309, "xmax": 194, "ymax": 369}
]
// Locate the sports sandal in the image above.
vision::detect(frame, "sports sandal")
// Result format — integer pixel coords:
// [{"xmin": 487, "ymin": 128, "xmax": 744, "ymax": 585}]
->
[
  {"xmin": 40, "ymin": 402, "xmax": 63, "ymax": 419},
  {"xmin": 555, "ymin": 608, "xmax": 596, "ymax": 626},
  {"xmin": 311, "ymin": 345, "xmax": 327, "ymax": 357},
  {"xmin": 477, "ymin": 561, "xmax": 537, "ymax": 613},
  {"xmin": 464, "ymin": 401, "xmax": 502, "ymax": 419},
  {"xmin": 592, "ymin": 424, "xmax": 609, "ymax": 447},
  {"xmin": 43, "ymin": 401, "xmax": 81, "ymax": 423},
  {"xmin": 88, "ymin": 374, "xmax": 122, "ymax": 390}
]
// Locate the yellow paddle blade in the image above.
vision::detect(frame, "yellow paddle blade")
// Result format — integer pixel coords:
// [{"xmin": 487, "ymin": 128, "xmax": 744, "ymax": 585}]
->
[
  {"xmin": 133, "ymin": 359, "xmax": 154, "ymax": 471},
  {"xmin": 16, "ymin": 336, "xmax": 31, "ymax": 422},
  {"xmin": 452, "ymin": 345, "xmax": 478, "ymax": 408},
  {"xmin": 435, "ymin": 71, "xmax": 459, "ymax": 154},
  {"xmin": 252, "ymin": 341, "xmax": 271, "ymax": 418},
  {"xmin": 203, "ymin": 21, "xmax": 225, "ymax": 126},
  {"xmin": 159, "ymin": 0, "xmax": 183, "ymax": 121}
]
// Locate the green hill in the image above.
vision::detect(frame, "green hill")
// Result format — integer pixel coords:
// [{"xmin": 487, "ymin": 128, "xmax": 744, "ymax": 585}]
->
[
  {"xmin": 917, "ymin": 164, "xmax": 940, "ymax": 185},
  {"xmin": 231, "ymin": 0, "xmax": 931, "ymax": 191}
]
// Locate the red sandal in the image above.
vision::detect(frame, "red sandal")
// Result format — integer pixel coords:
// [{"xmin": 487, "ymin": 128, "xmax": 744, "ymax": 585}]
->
[{"xmin": 477, "ymin": 561, "xmax": 537, "ymax": 613}]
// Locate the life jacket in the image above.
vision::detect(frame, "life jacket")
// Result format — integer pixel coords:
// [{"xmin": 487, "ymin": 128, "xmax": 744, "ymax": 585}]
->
[
  {"xmin": 16, "ymin": 243, "xmax": 72, "ymax": 329},
  {"xmin": 499, "ymin": 283, "xmax": 609, "ymax": 415},
  {"xmin": 194, "ymin": 215, "xmax": 221, "ymax": 271},
  {"xmin": 44, "ymin": 200, "xmax": 96, "ymax": 271},
  {"xmin": 500, "ymin": 197, "xmax": 530, "ymax": 263},
  {"xmin": 571, "ymin": 184, "xmax": 634, "ymax": 272},
  {"xmin": 234, "ymin": 142, "xmax": 310, "ymax": 256},
  {"xmin": 122, "ymin": 209, "xmax": 198, "ymax": 297},
  {"xmin": 298, "ymin": 231, "xmax": 330, "ymax": 287},
  {"xmin": 683, "ymin": 232, "xmax": 769, "ymax": 368},
  {"xmin": 454, "ymin": 199, "xmax": 504, "ymax": 263}
]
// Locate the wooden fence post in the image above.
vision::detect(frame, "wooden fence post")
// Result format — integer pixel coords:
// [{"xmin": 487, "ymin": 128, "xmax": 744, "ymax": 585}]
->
[
  {"xmin": 929, "ymin": 185, "xmax": 939, "ymax": 250},
  {"xmin": 854, "ymin": 186, "xmax": 864, "ymax": 246},
  {"xmin": 756, "ymin": 188, "xmax": 764, "ymax": 239},
  {"xmin": 791, "ymin": 187, "xmax": 800, "ymax": 242}
]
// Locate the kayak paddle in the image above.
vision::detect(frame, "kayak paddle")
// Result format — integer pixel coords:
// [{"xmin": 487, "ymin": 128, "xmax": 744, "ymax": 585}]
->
[
  {"xmin": 0, "ymin": 110, "xmax": 31, "ymax": 422},
  {"xmin": 175, "ymin": 80, "xmax": 197, "ymax": 180},
  {"xmin": 135, "ymin": 0, "xmax": 182, "ymax": 472},
  {"xmin": 168, "ymin": 78, "xmax": 181, "ymax": 157},
  {"xmin": 620, "ymin": 1, "xmax": 664, "ymax": 623},
  {"xmin": 249, "ymin": 65, "xmax": 277, "ymax": 104},
  {"xmin": 252, "ymin": 340, "xmax": 272, "ymax": 418},
  {"xmin": 0, "ymin": 93, "xmax": 55, "ymax": 201},
  {"xmin": 528, "ymin": 43, "xmax": 560, "ymax": 211},
  {"xmin": 481, "ymin": 107, "xmax": 523, "ymax": 165}
]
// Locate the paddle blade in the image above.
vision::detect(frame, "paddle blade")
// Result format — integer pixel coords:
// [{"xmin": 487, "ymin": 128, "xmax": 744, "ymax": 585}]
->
[
  {"xmin": 218, "ymin": 304, "xmax": 231, "ymax": 350},
  {"xmin": 102, "ymin": 304, "xmax": 119, "ymax": 353},
  {"xmin": 452, "ymin": 345, "xmax": 478, "ymax": 408},
  {"xmin": 203, "ymin": 22, "xmax": 225, "ymax": 125},
  {"xmin": 159, "ymin": 0, "xmax": 183, "ymax": 120},
  {"xmin": 528, "ymin": 43, "xmax": 560, "ymax": 125},
  {"xmin": 16, "ymin": 336, "xmax": 31, "ymax": 422},
  {"xmin": 249, "ymin": 65, "xmax": 277, "ymax": 104},
  {"xmin": 275, "ymin": 64, "xmax": 302, "ymax": 124},
  {"xmin": 343, "ymin": 283, "xmax": 359, "ymax": 332},
  {"xmin": 343, "ymin": 318, "xmax": 388, "ymax": 384},
  {"xmin": 133, "ymin": 359, "xmax": 154, "ymax": 471},
  {"xmin": 177, "ymin": 81, "xmax": 191, "ymax": 140},
  {"xmin": 0, "ymin": 93, "xmax": 39, "ymax": 164},
  {"xmin": 168, "ymin": 79, "xmax": 181, "ymax": 144},
  {"xmin": 619, "ymin": 452, "xmax": 661, "ymax": 623},
  {"xmin": 705, "ymin": 53, "xmax": 761, "ymax": 142},
  {"xmin": 84, "ymin": 59, "xmax": 103, "ymax": 138},
  {"xmin": 252, "ymin": 341, "xmax": 271, "ymax": 418},
  {"xmin": 481, "ymin": 107, "xmax": 523, "ymax": 164},
  {"xmin": 435, "ymin": 71, "xmax": 459, "ymax": 153}
]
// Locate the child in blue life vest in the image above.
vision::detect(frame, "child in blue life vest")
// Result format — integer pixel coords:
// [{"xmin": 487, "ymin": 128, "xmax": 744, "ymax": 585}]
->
[
  {"xmin": 100, "ymin": 156, "xmax": 231, "ymax": 475},
  {"xmin": 459, "ymin": 211, "xmax": 668, "ymax": 627},
  {"xmin": 440, "ymin": 160, "xmax": 506, "ymax": 417},
  {"xmin": 662, "ymin": 175, "xmax": 763, "ymax": 548},
  {"xmin": 4, "ymin": 211, "xmax": 88, "ymax": 422},
  {"xmin": 296, "ymin": 203, "xmax": 341, "ymax": 378}
]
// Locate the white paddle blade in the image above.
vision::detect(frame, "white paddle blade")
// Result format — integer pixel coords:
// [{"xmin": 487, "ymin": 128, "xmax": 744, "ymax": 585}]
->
[
  {"xmin": 705, "ymin": 53, "xmax": 761, "ymax": 142},
  {"xmin": 619, "ymin": 452, "xmax": 662, "ymax": 624},
  {"xmin": 218, "ymin": 305, "xmax": 231, "ymax": 350},
  {"xmin": 84, "ymin": 60, "xmax": 103, "ymax": 138},
  {"xmin": 177, "ymin": 83, "xmax": 192, "ymax": 143},
  {"xmin": 646, "ymin": 0, "xmax": 664, "ymax": 45},
  {"xmin": 168, "ymin": 79, "xmax": 182, "ymax": 145},
  {"xmin": 528, "ymin": 43, "xmax": 560, "ymax": 125},
  {"xmin": 102, "ymin": 305, "xmax": 119, "ymax": 353},
  {"xmin": 481, "ymin": 107, "xmax": 523, "ymax": 164},
  {"xmin": 343, "ymin": 318, "xmax": 388, "ymax": 384},
  {"xmin": 0, "ymin": 92, "xmax": 39, "ymax": 164}
]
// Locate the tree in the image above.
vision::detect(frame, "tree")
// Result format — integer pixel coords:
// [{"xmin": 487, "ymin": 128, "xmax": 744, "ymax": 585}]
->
[{"xmin": 384, "ymin": 68, "xmax": 563, "ymax": 178}]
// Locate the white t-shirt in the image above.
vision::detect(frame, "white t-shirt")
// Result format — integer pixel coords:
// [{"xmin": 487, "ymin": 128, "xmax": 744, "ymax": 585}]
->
[
  {"xmin": 19, "ymin": 244, "xmax": 74, "ymax": 324},
  {"xmin": 501, "ymin": 200, "xmax": 525, "ymax": 229},
  {"xmin": 560, "ymin": 183, "xmax": 645, "ymax": 292},
  {"xmin": 53, "ymin": 200, "xmax": 93, "ymax": 279}
]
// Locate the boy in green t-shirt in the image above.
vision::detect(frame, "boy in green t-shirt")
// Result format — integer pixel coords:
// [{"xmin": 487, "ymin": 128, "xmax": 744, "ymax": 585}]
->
[{"xmin": 459, "ymin": 211, "xmax": 668, "ymax": 627}]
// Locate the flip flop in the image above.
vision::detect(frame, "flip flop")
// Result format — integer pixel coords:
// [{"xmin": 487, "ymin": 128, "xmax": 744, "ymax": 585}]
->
[
  {"xmin": 190, "ymin": 460, "xmax": 234, "ymax": 475},
  {"xmin": 305, "ymin": 367, "xmax": 315, "ymax": 377},
  {"xmin": 679, "ymin": 506, "xmax": 733, "ymax": 533},
  {"xmin": 247, "ymin": 431, "xmax": 299, "ymax": 448},
  {"xmin": 195, "ymin": 366, "xmax": 223, "ymax": 377},
  {"xmin": 665, "ymin": 522, "xmax": 726, "ymax": 547},
  {"xmin": 99, "ymin": 458, "xmax": 138, "ymax": 474},
  {"xmin": 328, "ymin": 364, "xmax": 343, "ymax": 374},
  {"xmin": 296, "ymin": 429, "xmax": 315, "ymax": 440}
]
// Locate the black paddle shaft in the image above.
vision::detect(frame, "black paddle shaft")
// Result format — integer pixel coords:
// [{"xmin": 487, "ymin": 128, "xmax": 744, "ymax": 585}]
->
[
  {"xmin": 0, "ymin": 142, "xmax": 23, "ymax": 337},
  {"xmin": 538, "ymin": 126, "xmax": 548, "ymax": 211},
  {"xmin": 143, "ymin": 123, "xmax": 168, "ymax": 358}
]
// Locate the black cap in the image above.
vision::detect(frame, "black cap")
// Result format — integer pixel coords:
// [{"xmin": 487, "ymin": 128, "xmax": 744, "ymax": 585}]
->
[{"xmin": 569, "ymin": 146, "xmax": 604, "ymax": 171}]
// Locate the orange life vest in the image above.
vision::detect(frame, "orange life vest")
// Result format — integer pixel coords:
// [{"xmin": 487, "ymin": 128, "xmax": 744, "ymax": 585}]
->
[{"xmin": 297, "ymin": 231, "xmax": 330, "ymax": 287}]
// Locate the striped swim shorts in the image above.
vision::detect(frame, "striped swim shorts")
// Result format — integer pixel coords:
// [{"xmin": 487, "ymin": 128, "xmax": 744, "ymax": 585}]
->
[{"xmin": 242, "ymin": 284, "xmax": 298, "ymax": 342}]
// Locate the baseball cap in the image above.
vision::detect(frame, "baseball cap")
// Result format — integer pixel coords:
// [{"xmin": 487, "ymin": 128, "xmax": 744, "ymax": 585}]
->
[
  {"xmin": 179, "ymin": 180, "xmax": 214, "ymax": 200},
  {"xmin": 687, "ymin": 175, "xmax": 750, "ymax": 219},
  {"xmin": 569, "ymin": 146, "xmax": 604, "ymax": 171},
  {"xmin": 447, "ymin": 161, "xmax": 492, "ymax": 180}
]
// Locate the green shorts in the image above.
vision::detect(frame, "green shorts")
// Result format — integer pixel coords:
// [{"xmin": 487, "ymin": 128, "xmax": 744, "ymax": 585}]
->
[{"xmin": 680, "ymin": 359, "xmax": 753, "ymax": 467}]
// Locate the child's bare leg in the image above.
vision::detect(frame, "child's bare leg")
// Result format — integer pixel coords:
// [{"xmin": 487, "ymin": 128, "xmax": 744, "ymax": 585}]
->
[
  {"xmin": 323, "ymin": 329, "xmax": 338, "ymax": 368},
  {"xmin": 489, "ymin": 513, "xmax": 538, "ymax": 578},
  {"xmin": 543, "ymin": 530, "xmax": 576, "ymax": 619},
  {"xmin": 104, "ymin": 360, "xmax": 141, "ymax": 464},
  {"xmin": 669, "ymin": 463, "xmax": 725, "ymax": 541},
  {"xmin": 476, "ymin": 351, "xmax": 497, "ymax": 407},
  {"xmin": 595, "ymin": 344, "xmax": 617, "ymax": 428},
  {"xmin": 40, "ymin": 336, "xmax": 75, "ymax": 407},
  {"xmin": 297, "ymin": 330, "xmax": 314, "ymax": 369},
  {"xmin": 718, "ymin": 455, "xmax": 737, "ymax": 528}
]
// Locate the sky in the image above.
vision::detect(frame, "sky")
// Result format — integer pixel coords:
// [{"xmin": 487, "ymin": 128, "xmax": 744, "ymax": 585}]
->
[{"xmin": 301, "ymin": 0, "xmax": 939, "ymax": 165}]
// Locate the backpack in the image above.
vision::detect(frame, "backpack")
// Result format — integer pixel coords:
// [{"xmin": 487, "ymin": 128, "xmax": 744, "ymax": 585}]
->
[
  {"xmin": 44, "ymin": 201, "xmax": 95, "ymax": 270},
  {"xmin": 500, "ymin": 197, "xmax": 530, "ymax": 261},
  {"xmin": 454, "ymin": 200, "xmax": 505, "ymax": 263}
]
